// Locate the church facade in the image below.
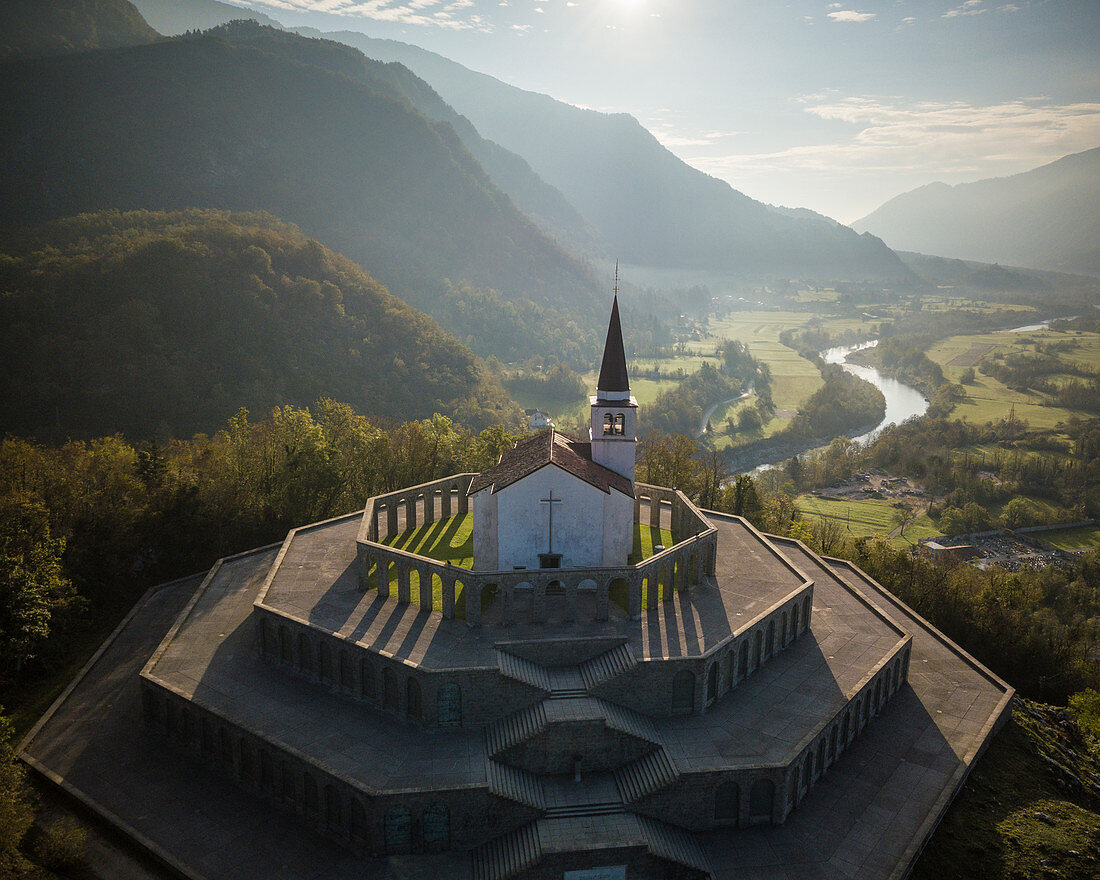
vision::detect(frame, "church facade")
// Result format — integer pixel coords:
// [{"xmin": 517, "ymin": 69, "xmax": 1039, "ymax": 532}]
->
[{"xmin": 470, "ymin": 299, "xmax": 637, "ymax": 571}]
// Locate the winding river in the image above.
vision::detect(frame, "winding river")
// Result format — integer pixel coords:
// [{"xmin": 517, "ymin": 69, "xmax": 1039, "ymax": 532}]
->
[{"xmin": 821, "ymin": 340, "xmax": 929, "ymax": 444}]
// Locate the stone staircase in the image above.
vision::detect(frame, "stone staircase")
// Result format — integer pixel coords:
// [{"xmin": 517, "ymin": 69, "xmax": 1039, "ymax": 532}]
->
[
  {"xmin": 614, "ymin": 748, "xmax": 679, "ymax": 803},
  {"xmin": 486, "ymin": 759, "xmax": 546, "ymax": 810},
  {"xmin": 470, "ymin": 821, "xmax": 541, "ymax": 880},
  {"xmin": 597, "ymin": 698, "xmax": 661, "ymax": 744},
  {"xmin": 485, "ymin": 702, "xmax": 549, "ymax": 756},
  {"xmin": 496, "ymin": 650, "xmax": 551, "ymax": 692},
  {"xmin": 470, "ymin": 813, "xmax": 713, "ymax": 880},
  {"xmin": 580, "ymin": 643, "xmax": 638, "ymax": 690},
  {"xmin": 636, "ymin": 815, "xmax": 713, "ymax": 876}
]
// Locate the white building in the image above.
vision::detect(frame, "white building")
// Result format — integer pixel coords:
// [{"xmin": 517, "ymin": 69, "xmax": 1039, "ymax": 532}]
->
[{"xmin": 470, "ymin": 298, "xmax": 638, "ymax": 571}]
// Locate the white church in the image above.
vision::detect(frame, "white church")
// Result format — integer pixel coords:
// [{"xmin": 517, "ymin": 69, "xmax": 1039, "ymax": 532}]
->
[{"xmin": 469, "ymin": 298, "xmax": 638, "ymax": 571}]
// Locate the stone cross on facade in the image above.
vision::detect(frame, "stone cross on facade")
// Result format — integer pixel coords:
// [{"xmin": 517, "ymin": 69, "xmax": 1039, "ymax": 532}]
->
[{"xmin": 539, "ymin": 490, "xmax": 562, "ymax": 556}]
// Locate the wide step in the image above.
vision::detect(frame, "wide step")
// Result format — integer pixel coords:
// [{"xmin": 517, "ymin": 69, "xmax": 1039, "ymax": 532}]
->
[
  {"xmin": 471, "ymin": 822, "xmax": 541, "ymax": 880},
  {"xmin": 497, "ymin": 650, "xmax": 551, "ymax": 691},
  {"xmin": 614, "ymin": 748, "xmax": 678, "ymax": 803},
  {"xmin": 597, "ymin": 698, "xmax": 661, "ymax": 745},
  {"xmin": 580, "ymin": 643, "xmax": 637, "ymax": 690},
  {"xmin": 543, "ymin": 802, "xmax": 622, "ymax": 819}
]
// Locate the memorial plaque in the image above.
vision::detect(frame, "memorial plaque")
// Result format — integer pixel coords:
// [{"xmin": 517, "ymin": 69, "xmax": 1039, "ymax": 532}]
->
[{"xmin": 437, "ymin": 683, "xmax": 461, "ymax": 724}]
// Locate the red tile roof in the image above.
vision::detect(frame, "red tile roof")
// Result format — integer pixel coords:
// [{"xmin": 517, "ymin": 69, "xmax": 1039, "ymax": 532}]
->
[{"xmin": 468, "ymin": 430, "xmax": 634, "ymax": 498}]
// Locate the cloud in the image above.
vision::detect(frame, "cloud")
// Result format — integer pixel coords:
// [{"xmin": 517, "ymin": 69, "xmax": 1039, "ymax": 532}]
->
[
  {"xmin": 827, "ymin": 10, "xmax": 877, "ymax": 23},
  {"xmin": 943, "ymin": 0, "xmax": 986, "ymax": 18},
  {"xmin": 244, "ymin": 0, "xmax": 493, "ymax": 30},
  {"xmin": 689, "ymin": 96, "xmax": 1100, "ymax": 184}
]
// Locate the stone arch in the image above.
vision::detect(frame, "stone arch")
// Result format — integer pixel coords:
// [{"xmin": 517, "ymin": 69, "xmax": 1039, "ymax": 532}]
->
[
  {"xmin": 749, "ymin": 779, "xmax": 774, "ymax": 820},
  {"xmin": 801, "ymin": 752, "xmax": 813, "ymax": 794},
  {"xmin": 360, "ymin": 656, "xmax": 376, "ymax": 700},
  {"xmin": 689, "ymin": 551, "xmax": 699, "ymax": 585},
  {"xmin": 304, "ymin": 773, "xmax": 319, "ymax": 820},
  {"xmin": 724, "ymin": 651, "xmax": 735, "ymax": 694},
  {"xmin": 339, "ymin": 651, "xmax": 352, "ymax": 690},
  {"xmin": 802, "ymin": 596, "xmax": 811, "ymax": 630},
  {"xmin": 753, "ymin": 630, "xmax": 763, "ymax": 670},
  {"xmin": 791, "ymin": 604, "xmax": 800, "ymax": 637},
  {"xmin": 238, "ymin": 738, "xmax": 254, "ymax": 783},
  {"xmin": 829, "ymin": 725, "xmax": 838, "ymax": 762},
  {"xmin": 298, "ymin": 632, "xmax": 312, "ymax": 674},
  {"xmin": 816, "ymin": 739, "xmax": 826, "ymax": 775},
  {"xmin": 706, "ymin": 662, "xmax": 718, "ymax": 704},
  {"xmin": 384, "ymin": 806, "xmax": 412, "ymax": 854},
  {"xmin": 894, "ymin": 660, "xmax": 902, "ymax": 692},
  {"xmin": 383, "ymin": 668, "xmax": 399, "ymax": 712},
  {"xmin": 324, "ymin": 784, "xmax": 341, "ymax": 831},
  {"xmin": 429, "ymin": 572, "xmax": 444, "ymax": 612},
  {"xmin": 644, "ymin": 574, "xmax": 658, "ymax": 607},
  {"xmin": 766, "ymin": 620, "xmax": 776, "ymax": 657},
  {"xmin": 781, "ymin": 611, "xmax": 789, "ymax": 646},
  {"xmin": 406, "ymin": 677, "xmax": 422, "ymax": 720},
  {"xmin": 738, "ymin": 641, "xmax": 748, "ymax": 679},
  {"xmin": 422, "ymin": 802, "xmax": 450, "ymax": 852},
  {"xmin": 842, "ymin": 711, "xmax": 851, "ymax": 745},
  {"xmin": 279, "ymin": 626, "xmax": 292, "ymax": 663},
  {"xmin": 672, "ymin": 669, "xmax": 695, "ymax": 714},
  {"xmin": 280, "ymin": 762, "xmax": 295, "ymax": 805},
  {"xmin": 319, "ymin": 641, "xmax": 332, "ymax": 683},
  {"xmin": 219, "ymin": 727, "xmax": 232, "ymax": 770},
  {"xmin": 165, "ymin": 700, "xmax": 178, "ymax": 737},
  {"xmin": 874, "ymin": 678, "xmax": 883, "ymax": 713},
  {"xmin": 714, "ymin": 781, "xmax": 739, "ymax": 823},
  {"xmin": 260, "ymin": 750, "xmax": 274, "ymax": 792},
  {"xmin": 660, "ymin": 564, "xmax": 673, "ymax": 601},
  {"xmin": 437, "ymin": 683, "xmax": 461, "ymax": 724},
  {"xmin": 350, "ymin": 798, "xmax": 368, "ymax": 846}
]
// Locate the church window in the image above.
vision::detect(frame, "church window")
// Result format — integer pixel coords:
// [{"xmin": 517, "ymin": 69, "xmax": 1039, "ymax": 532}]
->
[
  {"xmin": 422, "ymin": 803, "xmax": 450, "ymax": 851},
  {"xmin": 672, "ymin": 669, "xmax": 695, "ymax": 714},
  {"xmin": 384, "ymin": 806, "xmax": 412, "ymax": 854},
  {"xmin": 749, "ymin": 779, "xmax": 774, "ymax": 819},
  {"xmin": 714, "ymin": 781, "xmax": 739, "ymax": 822},
  {"xmin": 437, "ymin": 683, "xmax": 462, "ymax": 724}
]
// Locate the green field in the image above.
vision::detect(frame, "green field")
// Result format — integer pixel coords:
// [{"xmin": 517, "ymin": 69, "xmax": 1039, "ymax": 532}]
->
[
  {"xmin": 374, "ymin": 514, "xmax": 672, "ymax": 614},
  {"xmin": 927, "ymin": 329, "xmax": 1100, "ymax": 429},
  {"xmin": 1039, "ymin": 525, "xmax": 1100, "ymax": 551},
  {"xmin": 796, "ymin": 494, "xmax": 940, "ymax": 548}
]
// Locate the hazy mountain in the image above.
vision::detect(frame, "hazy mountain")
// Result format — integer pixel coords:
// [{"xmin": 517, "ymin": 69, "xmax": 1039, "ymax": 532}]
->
[
  {"xmin": 305, "ymin": 30, "xmax": 913, "ymax": 283},
  {"xmin": 0, "ymin": 24, "xmax": 604, "ymax": 358},
  {"xmin": 128, "ymin": 0, "xmax": 282, "ymax": 34},
  {"xmin": 0, "ymin": 0, "xmax": 159, "ymax": 60},
  {"xmin": 0, "ymin": 210, "xmax": 513, "ymax": 440},
  {"xmin": 854, "ymin": 148, "xmax": 1100, "ymax": 277}
]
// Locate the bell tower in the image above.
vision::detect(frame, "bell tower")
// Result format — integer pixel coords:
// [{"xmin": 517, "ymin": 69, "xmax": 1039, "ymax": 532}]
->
[{"xmin": 589, "ymin": 294, "xmax": 637, "ymax": 482}]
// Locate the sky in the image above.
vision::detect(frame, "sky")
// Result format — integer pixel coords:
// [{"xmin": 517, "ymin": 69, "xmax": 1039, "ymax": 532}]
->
[{"xmin": 228, "ymin": 0, "xmax": 1099, "ymax": 222}]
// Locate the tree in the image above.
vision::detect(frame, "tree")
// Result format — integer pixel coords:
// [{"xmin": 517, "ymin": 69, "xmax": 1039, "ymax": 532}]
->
[
  {"xmin": 0, "ymin": 710, "xmax": 34, "ymax": 854},
  {"xmin": 0, "ymin": 498, "xmax": 77, "ymax": 676}
]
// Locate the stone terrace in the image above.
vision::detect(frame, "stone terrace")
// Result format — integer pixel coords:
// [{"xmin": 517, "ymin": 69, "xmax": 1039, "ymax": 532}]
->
[{"xmin": 257, "ymin": 511, "xmax": 809, "ymax": 668}]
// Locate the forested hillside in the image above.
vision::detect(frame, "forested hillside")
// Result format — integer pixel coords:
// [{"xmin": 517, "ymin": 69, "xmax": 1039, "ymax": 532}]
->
[
  {"xmin": 0, "ymin": 0, "xmax": 158, "ymax": 61},
  {"xmin": 0, "ymin": 211, "xmax": 514, "ymax": 440},
  {"xmin": 0, "ymin": 24, "xmax": 604, "ymax": 362}
]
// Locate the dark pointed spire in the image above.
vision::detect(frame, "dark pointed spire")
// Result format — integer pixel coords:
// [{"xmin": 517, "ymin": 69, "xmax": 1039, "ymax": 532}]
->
[{"xmin": 596, "ymin": 295, "xmax": 630, "ymax": 396}]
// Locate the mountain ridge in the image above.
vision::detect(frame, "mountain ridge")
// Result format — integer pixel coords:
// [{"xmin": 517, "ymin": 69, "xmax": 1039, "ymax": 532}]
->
[{"xmin": 854, "ymin": 147, "xmax": 1100, "ymax": 277}]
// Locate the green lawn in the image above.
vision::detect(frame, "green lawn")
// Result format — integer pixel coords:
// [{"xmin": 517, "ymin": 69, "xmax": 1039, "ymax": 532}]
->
[
  {"xmin": 1039, "ymin": 525, "xmax": 1100, "ymax": 551},
  {"xmin": 372, "ymin": 514, "xmax": 674, "ymax": 614}
]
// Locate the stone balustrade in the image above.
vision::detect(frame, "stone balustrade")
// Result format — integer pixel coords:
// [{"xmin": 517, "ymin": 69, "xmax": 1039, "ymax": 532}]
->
[{"xmin": 355, "ymin": 476, "xmax": 719, "ymax": 626}]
